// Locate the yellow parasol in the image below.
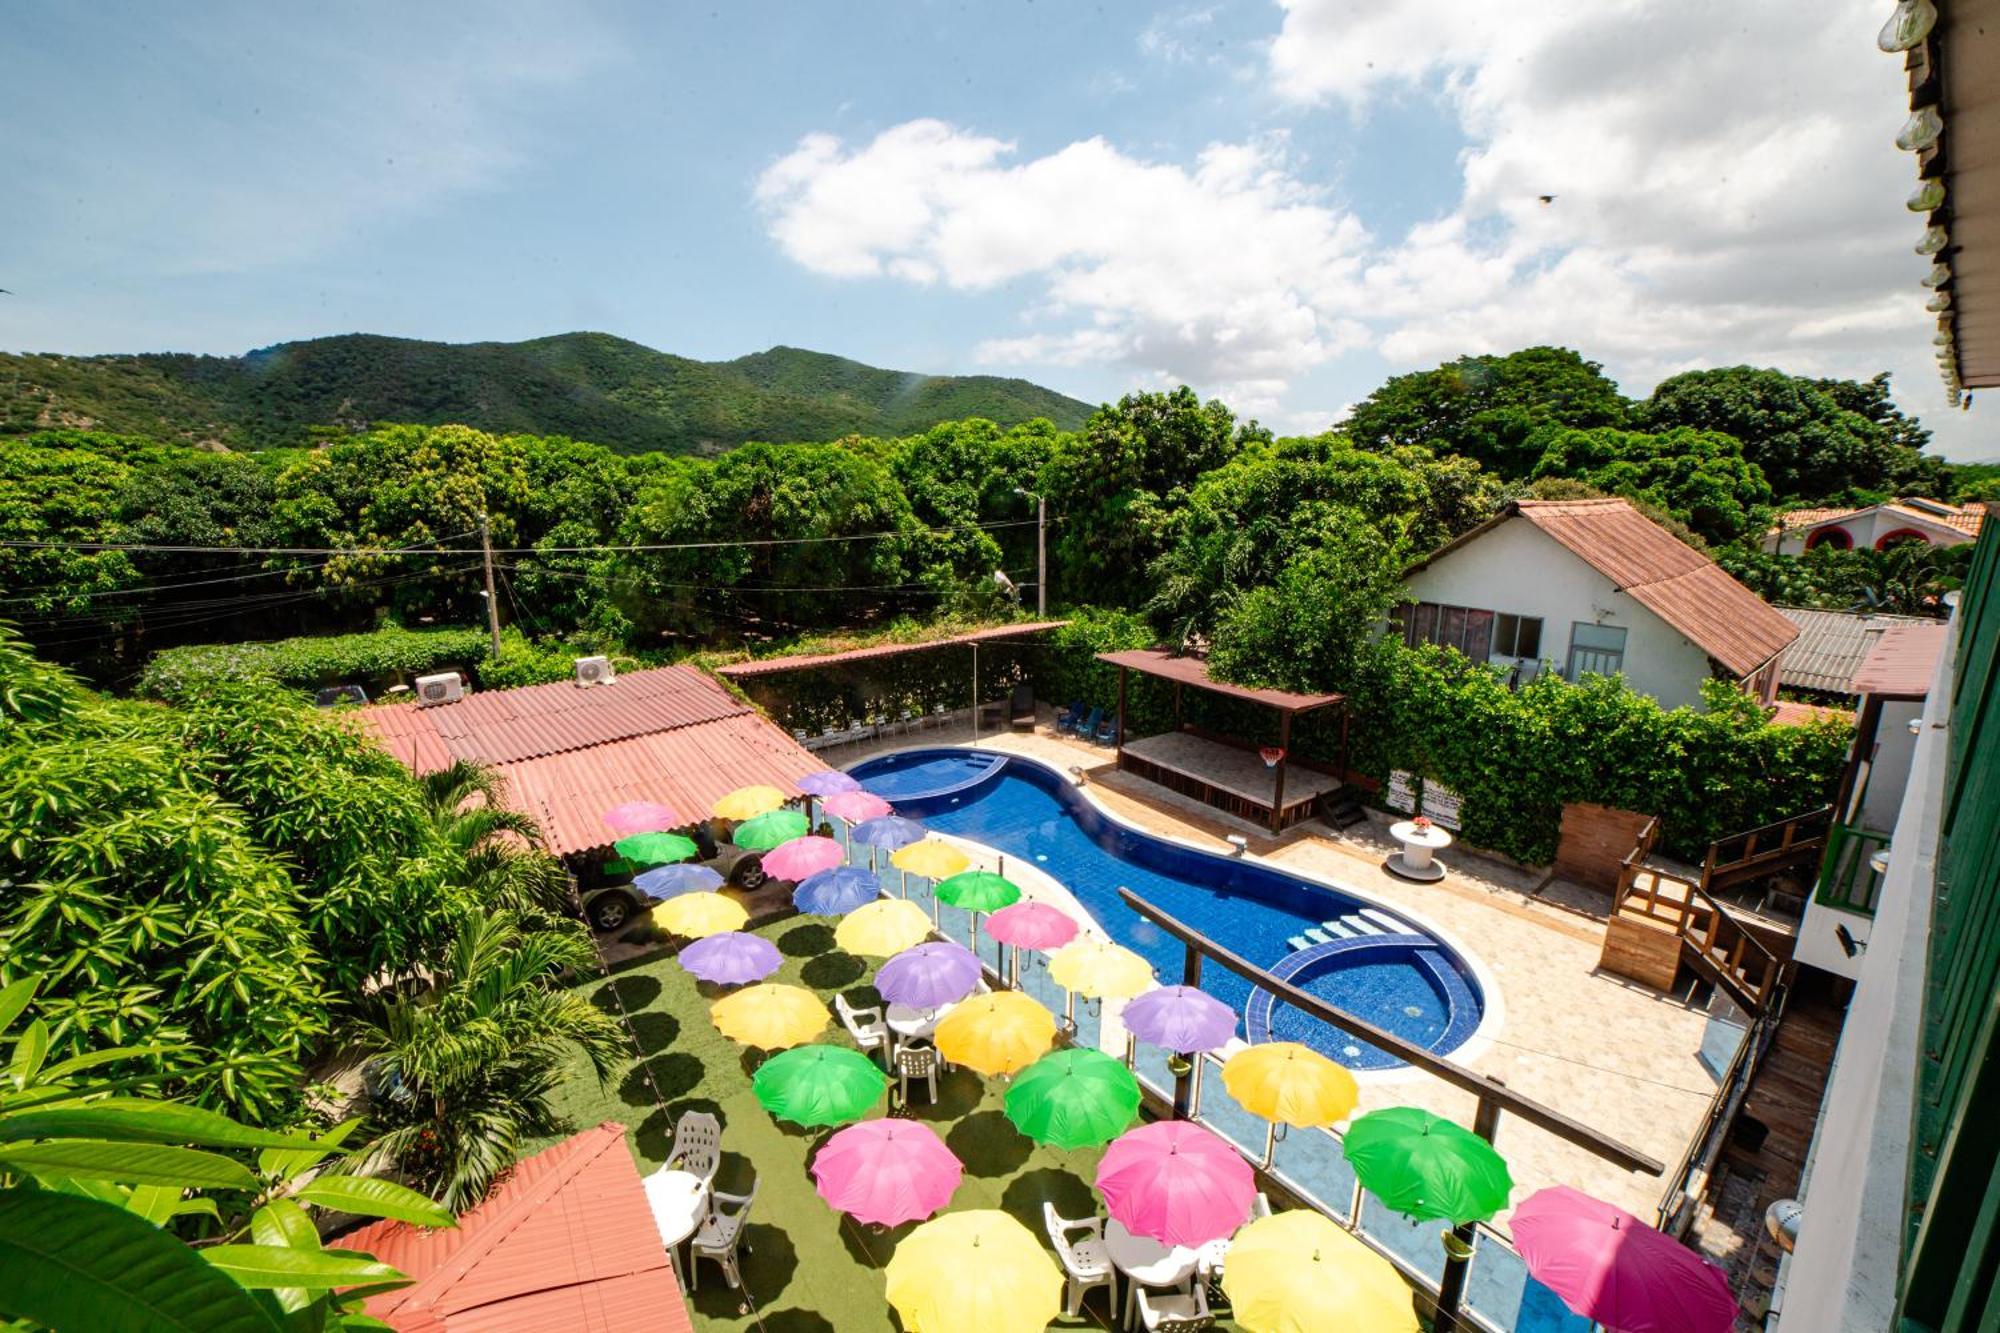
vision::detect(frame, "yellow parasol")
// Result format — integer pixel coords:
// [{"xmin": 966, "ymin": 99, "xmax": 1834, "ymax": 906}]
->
[
  {"xmin": 651, "ymin": 892, "xmax": 748, "ymax": 939},
  {"xmin": 713, "ymin": 785, "xmax": 789, "ymax": 821},
  {"xmin": 834, "ymin": 898, "xmax": 933, "ymax": 957},
  {"xmin": 1048, "ymin": 937, "xmax": 1154, "ymax": 999},
  {"xmin": 1222, "ymin": 1210, "xmax": 1420, "ymax": 1333},
  {"xmin": 710, "ymin": 982, "xmax": 829, "ymax": 1050},
  {"xmin": 890, "ymin": 839, "xmax": 970, "ymax": 880},
  {"xmin": 885, "ymin": 1209, "xmax": 1061, "ymax": 1333},
  {"xmin": 934, "ymin": 991, "xmax": 1056, "ymax": 1076},
  {"xmin": 1220, "ymin": 1042, "xmax": 1359, "ymax": 1128}
]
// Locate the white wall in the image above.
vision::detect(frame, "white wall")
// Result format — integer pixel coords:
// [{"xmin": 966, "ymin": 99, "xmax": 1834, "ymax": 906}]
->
[
  {"xmin": 1860, "ymin": 698, "xmax": 1923, "ymax": 833},
  {"xmin": 1404, "ymin": 518, "xmax": 1721, "ymax": 710}
]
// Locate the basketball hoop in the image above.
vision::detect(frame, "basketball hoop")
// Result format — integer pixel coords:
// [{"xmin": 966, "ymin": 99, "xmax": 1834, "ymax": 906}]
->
[{"xmin": 1260, "ymin": 746, "xmax": 1285, "ymax": 769}]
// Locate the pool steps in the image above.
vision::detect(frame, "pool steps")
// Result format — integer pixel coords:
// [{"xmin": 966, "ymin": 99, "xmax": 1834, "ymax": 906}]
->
[{"xmin": 1287, "ymin": 908, "xmax": 1417, "ymax": 952}]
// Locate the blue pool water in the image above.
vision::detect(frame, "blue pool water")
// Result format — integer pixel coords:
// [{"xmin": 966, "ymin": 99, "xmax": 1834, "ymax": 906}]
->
[{"xmin": 849, "ymin": 749, "xmax": 1485, "ymax": 1070}]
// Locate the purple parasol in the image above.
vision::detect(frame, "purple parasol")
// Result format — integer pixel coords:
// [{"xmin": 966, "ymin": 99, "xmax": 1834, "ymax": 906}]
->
[
  {"xmin": 794, "ymin": 866, "xmax": 882, "ymax": 915},
  {"xmin": 636, "ymin": 863, "xmax": 726, "ymax": 897},
  {"xmin": 678, "ymin": 931, "xmax": 783, "ymax": 986},
  {"xmin": 852, "ymin": 815, "xmax": 926, "ymax": 851},
  {"xmin": 875, "ymin": 941, "xmax": 983, "ymax": 1008},
  {"xmin": 796, "ymin": 771, "xmax": 862, "ymax": 797},
  {"xmin": 1122, "ymin": 985, "xmax": 1237, "ymax": 1054}
]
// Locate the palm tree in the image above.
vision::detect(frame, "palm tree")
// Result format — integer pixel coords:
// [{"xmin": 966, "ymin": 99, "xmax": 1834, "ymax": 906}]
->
[
  {"xmin": 416, "ymin": 760, "xmax": 572, "ymax": 923},
  {"xmin": 350, "ymin": 911, "xmax": 626, "ymax": 1210}
]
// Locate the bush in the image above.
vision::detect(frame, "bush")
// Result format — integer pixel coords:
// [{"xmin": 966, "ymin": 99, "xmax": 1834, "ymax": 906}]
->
[
  {"xmin": 1338, "ymin": 642, "xmax": 1850, "ymax": 864},
  {"xmin": 140, "ymin": 624, "xmax": 494, "ymax": 700}
]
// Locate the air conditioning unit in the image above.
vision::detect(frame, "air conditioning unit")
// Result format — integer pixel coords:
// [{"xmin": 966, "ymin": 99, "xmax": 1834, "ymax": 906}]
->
[
  {"xmin": 574, "ymin": 655, "xmax": 615, "ymax": 687},
  {"xmin": 415, "ymin": 671, "xmax": 466, "ymax": 706}
]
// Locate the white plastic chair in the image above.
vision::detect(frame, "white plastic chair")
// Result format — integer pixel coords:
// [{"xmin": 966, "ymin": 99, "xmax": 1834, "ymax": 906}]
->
[
  {"xmin": 1042, "ymin": 1203, "xmax": 1115, "ymax": 1318},
  {"xmin": 1135, "ymin": 1285, "xmax": 1213, "ymax": 1332},
  {"xmin": 690, "ymin": 1179, "xmax": 757, "ymax": 1290},
  {"xmin": 894, "ymin": 1042, "xmax": 939, "ymax": 1106},
  {"xmin": 834, "ymin": 994, "xmax": 891, "ymax": 1066},
  {"xmin": 667, "ymin": 1109, "xmax": 721, "ymax": 1186}
]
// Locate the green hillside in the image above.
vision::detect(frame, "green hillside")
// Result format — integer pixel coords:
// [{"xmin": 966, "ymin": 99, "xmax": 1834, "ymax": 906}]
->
[{"xmin": 0, "ymin": 332, "xmax": 1095, "ymax": 453}]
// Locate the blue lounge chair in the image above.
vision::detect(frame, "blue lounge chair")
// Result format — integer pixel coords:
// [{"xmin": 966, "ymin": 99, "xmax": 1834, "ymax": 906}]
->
[
  {"xmin": 1055, "ymin": 700, "xmax": 1087, "ymax": 733},
  {"xmin": 1074, "ymin": 706, "xmax": 1103, "ymax": 742},
  {"xmin": 1093, "ymin": 715, "xmax": 1120, "ymax": 746}
]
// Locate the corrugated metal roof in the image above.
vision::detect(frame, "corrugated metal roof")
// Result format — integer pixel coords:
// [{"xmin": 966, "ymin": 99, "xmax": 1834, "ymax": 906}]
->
[
  {"xmin": 1510, "ymin": 500, "xmax": 1798, "ymax": 678},
  {"xmin": 343, "ymin": 1123, "xmax": 693, "ymax": 1333},
  {"xmin": 715, "ymin": 621, "xmax": 1070, "ymax": 678},
  {"xmin": 1778, "ymin": 608, "xmax": 1926, "ymax": 695},
  {"xmin": 1852, "ymin": 621, "xmax": 1951, "ymax": 699},
  {"xmin": 356, "ymin": 666, "xmax": 829, "ymax": 856},
  {"xmin": 1094, "ymin": 648, "xmax": 1345, "ymax": 712}
]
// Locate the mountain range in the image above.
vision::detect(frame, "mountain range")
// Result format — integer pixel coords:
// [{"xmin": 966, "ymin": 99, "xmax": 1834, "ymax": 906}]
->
[{"xmin": 0, "ymin": 332, "xmax": 1096, "ymax": 453}]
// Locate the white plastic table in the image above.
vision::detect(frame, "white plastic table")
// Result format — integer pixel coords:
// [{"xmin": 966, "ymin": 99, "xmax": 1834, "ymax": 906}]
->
[
  {"xmin": 886, "ymin": 999, "xmax": 958, "ymax": 1039},
  {"xmin": 643, "ymin": 1168, "xmax": 709, "ymax": 1284},
  {"xmin": 1105, "ymin": 1219, "xmax": 1199, "ymax": 1329},
  {"xmin": 1387, "ymin": 819, "xmax": 1453, "ymax": 882}
]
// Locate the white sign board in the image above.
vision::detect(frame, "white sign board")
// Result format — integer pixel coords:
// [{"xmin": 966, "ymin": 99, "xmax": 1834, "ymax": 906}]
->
[
  {"xmin": 1386, "ymin": 769, "xmax": 1417, "ymax": 814},
  {"xmin": 1421, "ymin": 780, "xmax": 1464, "ymax": 831}
]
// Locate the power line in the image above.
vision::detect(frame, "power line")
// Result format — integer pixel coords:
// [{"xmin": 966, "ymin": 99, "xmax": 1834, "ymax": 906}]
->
[
  {"xmin": 0, "ymin": 530, "xmax": 480, "ymax": 556},
  {"xmin": 497, "ymin": 559, "xmax": 1035, "ymax": 596}
]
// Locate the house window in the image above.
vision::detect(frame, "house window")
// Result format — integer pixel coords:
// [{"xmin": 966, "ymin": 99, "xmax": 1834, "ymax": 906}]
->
[
  {"xmin": 1566, "ymin": 622, "xmax": 1628, "ymax": 679},
  {"xmin": 1403, "ymin": 601, "xmax": 1526, "ymax": 661},
  {"xmin": 1492, "ymin": 613, "xmax": 1543, "ymax": 659}
]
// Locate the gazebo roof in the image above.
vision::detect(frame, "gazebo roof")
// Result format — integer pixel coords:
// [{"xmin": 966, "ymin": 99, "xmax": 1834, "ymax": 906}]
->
[{"xmin": 1094, "ymin": 648, "xmax": 1345, "ymax": 714}]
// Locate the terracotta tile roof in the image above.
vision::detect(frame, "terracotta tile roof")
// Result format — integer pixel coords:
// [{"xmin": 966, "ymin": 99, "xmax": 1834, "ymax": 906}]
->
[
  {"xmin": 1767, "ymin": 700, "xmax": 1854, "ymax": 728},
  {"xmin": 357, "ymin": 666, "xmax": 828, "ymax": 856},
  {"xmin": 1778, "ymin": 608, "xmax": 1926, "ymax": 696},
  {"xmin": 1507, "ymin": 500, "xmax": 1797, "ymax": 677},
  {"xmin": 342, "ymin": 1123, "xmax": 693, "ymax": 1333},
  {"xmin": 1851, "ymin": 621, "xmax": 1950, "ymax": 699},
  {"xmin": 715, "ymin": 621, "xmax": 1070, "ymax": 678},
  {"xmin": 1774, "ymin": 506, "xmax": 1861, "ymax": 531},
  {"xmin": 1772, "ymin": 500, "xmax": 1985, "ymax": 538},
  {"xmin": 1094, "ymin": 648, "xmax": 1345, "ymax": 712}
]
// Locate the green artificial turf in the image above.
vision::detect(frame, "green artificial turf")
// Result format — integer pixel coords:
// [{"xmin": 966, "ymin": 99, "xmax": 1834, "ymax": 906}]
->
[{"xmin": 543, "ymin": 917, "xmax": 1250, "ymax": 1332}]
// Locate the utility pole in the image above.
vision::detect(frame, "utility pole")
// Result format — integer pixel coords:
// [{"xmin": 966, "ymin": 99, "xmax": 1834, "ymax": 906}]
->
[
  {"xmin": 479, "ymin": 512, "xmax": 502, "ymax": 660},
  {"xmin": 1015, "ymin": 487, "xmax": 1047, "ymax": 616}
]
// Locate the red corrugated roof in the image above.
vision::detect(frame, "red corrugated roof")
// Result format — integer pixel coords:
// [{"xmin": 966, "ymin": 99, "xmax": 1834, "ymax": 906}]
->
[
  {"xmin": 1094, "ymin": 648, "xmax": 1345, "ymax": 712},
  {"xmin": 715, "ymin": 621, "xmax": 1070, "ymax": 678},
  {"xmin": 1851, "ymin": 621, "xmax": 1950, "ymax": 699},
  {"xmin": 1411, "ymin": 500, "xmax": 1796, "ymax": 679},
  {"xmin": 355, "ymin": 666, "xmax": 829, "ymax": 856},
  {"xmin": 343, "ymin": 1123, "xmax": 693, "ymax": 1333}
]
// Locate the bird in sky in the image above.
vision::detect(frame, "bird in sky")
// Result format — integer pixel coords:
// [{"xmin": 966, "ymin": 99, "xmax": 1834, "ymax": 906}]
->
[{"xmin": 1537, "ymin": 195, "xmax": 1556, "ymax": 205}]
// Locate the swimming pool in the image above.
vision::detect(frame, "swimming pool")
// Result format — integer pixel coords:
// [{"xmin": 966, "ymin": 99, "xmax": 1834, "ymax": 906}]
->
[{"xmin": 848, "ymin": 748, "xmax": 1487, "ymax": 1071}]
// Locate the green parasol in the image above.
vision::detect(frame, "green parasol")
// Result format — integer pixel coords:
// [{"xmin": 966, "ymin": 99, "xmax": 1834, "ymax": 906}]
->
[
  {"xmin": 733, "ymin": 808, "xmax": 810, "ymax": 851},
  {"xmin": 613, "ymin": 831, "xmax": 699, "ymax": 866},
  {"xmin": 935, "ymin": 870, "xmax": 1022, "ymax": 913},
  {"xmin": 1343, "ymin": 1106, "xmax": 1514, "ymax": 1224},
  {"xmin": 751, "ymin": 1044, "xmax": 890, "ymax": 1127},
  {"xmin": 1002, "ymin": 1048, "xmax": 1140, "ymax": 1150}
]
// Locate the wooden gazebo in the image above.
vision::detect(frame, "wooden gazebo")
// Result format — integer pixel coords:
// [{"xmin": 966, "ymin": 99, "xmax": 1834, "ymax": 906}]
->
[{"xmin": 1095, "ymin": 649, "xmax": 1347, "ymax": 833}]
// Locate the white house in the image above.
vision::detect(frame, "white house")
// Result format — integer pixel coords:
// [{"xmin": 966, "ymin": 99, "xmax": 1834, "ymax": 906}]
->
[
  {"xmin": 1399, "ymin": 498, "xmax": 1799, "ymax": 711},
  {"xmin": 1763, "ymin": 497, "xmax": 1985, "ymax": 555}
]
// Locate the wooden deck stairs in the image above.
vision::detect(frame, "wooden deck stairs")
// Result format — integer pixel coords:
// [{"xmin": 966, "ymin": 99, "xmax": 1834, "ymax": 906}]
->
[{"xmin": 1597, "ymin": 809, "xmax": 1829, "ymax": 1013}]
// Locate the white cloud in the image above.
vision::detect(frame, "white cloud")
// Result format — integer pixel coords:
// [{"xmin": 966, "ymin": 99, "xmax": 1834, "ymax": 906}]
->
[
  {"xmin": 755, "ymin": 120, "xmax": 1374, "ymax": 388},
  {"xmin": 754, "ymin": 2, "xmax": 1972, "ymax": 453}
]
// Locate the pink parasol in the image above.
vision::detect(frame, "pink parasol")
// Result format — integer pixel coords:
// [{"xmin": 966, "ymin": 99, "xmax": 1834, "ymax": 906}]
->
[
  {"xmin": 761, "ymin": 835, "xmax": 847, "ymax": 882},
  {"xmin": 811, "ymin": 1118, "xmax": 964, "ymax": 1227},
  {"xmin": 985, "ymin": 901, "xmax": 1078, "ymax": 951},
  {"xmin": 1096, "ymin": 1120, "xmax": 1254, "ymax": 1248},
  {"xmin": 1511, "ymin": 1187, "xmax": 1736, "ymax": 1333},
  {"xmin": 602, "ymin": 801, "xmax": 680, "ymax": 837},
  {"xmin": 822, "ymin": 790, "xmax": 892, "ymax": 823}
]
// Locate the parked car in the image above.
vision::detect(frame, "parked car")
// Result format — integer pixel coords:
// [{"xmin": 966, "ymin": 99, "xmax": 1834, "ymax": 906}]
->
[
  {"xmin": 313, "ymin": 684, "xmax": 369, "ymax": 708},
  {"xmin": 576, "ymin": 821, "xmax": 769, "ymax": 933}
]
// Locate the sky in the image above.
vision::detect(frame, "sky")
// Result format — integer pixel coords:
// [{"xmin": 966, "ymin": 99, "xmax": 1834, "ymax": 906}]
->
[{"xmin": 6, "ymin": 0, "xmax": 1992, "ymax": 460}]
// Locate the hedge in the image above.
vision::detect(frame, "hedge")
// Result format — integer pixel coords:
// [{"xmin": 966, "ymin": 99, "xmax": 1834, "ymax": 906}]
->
[
  {"xmin": 136, "ymin": 625, "xmax": 622, "ymax": 701},
  {"xmin": 1334, "ymin": 643, "xmax": 1850, "ymax": 865}
]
